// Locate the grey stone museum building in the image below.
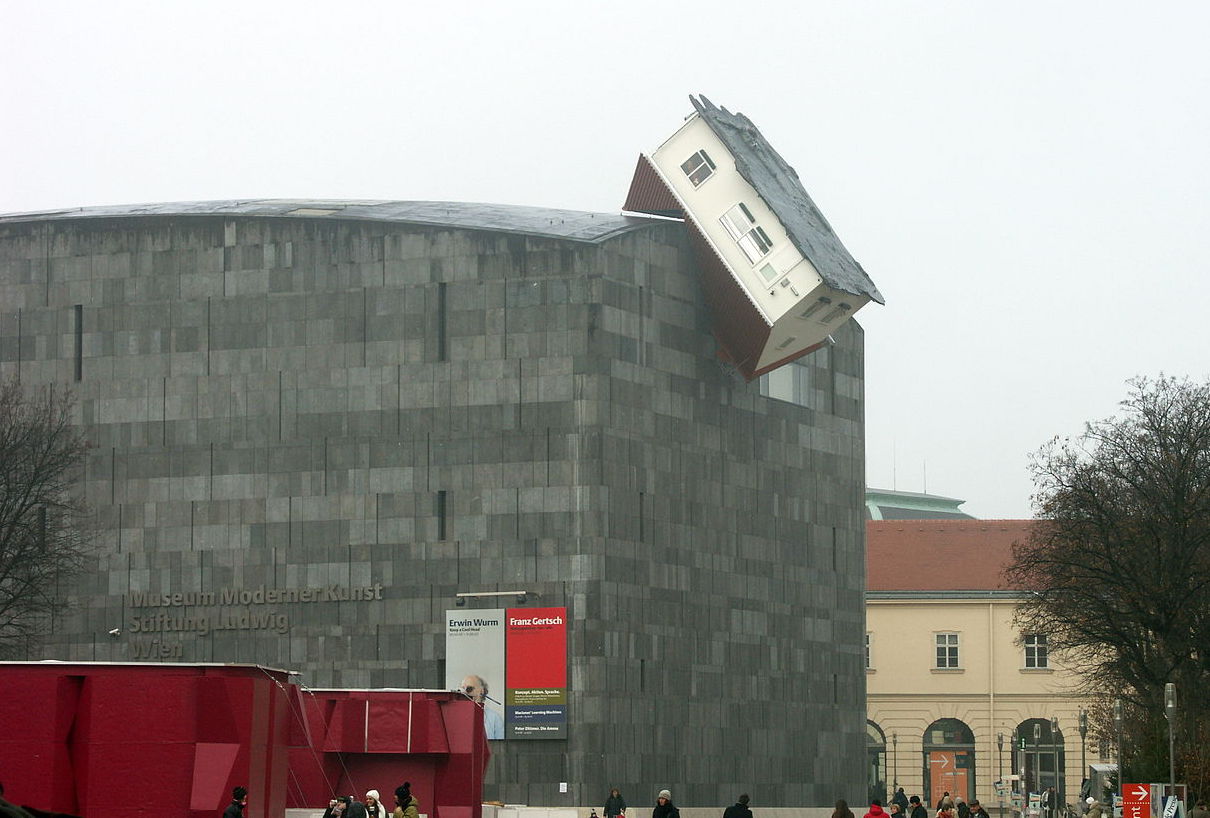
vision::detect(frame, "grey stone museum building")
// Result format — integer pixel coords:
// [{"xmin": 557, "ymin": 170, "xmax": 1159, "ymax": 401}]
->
[{"xmin": 0, "ymin": 101, "xmax": 877, "ymax": 807}]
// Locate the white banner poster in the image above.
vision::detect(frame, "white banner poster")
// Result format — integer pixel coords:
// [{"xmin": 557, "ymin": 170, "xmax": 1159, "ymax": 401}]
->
[{"xmin": 445, "ymin": 608, "xmax": 506, "ymax": 740}]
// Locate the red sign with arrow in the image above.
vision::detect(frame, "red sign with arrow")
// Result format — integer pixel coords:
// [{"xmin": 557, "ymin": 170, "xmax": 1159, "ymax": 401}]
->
[{"xmin": 1123, "ymin": 784, "xmax": 1150, "ymax": 818}]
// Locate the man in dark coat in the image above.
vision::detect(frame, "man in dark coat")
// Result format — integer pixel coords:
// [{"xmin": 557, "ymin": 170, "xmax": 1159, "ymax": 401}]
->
[
  {"xmin": 653, "ymin": 790, "xmax": 679, "ymax": 818},
  {"xmin": 909, "ymin": 796, "xmax": 928, "ymax": 818},
  {"xmin": 723, "ymin": 795, "xmax": 753, "ymax": 818},
  {"xmin": 892, "ymin": 789, "xmax": 910, "ymax": 817}
]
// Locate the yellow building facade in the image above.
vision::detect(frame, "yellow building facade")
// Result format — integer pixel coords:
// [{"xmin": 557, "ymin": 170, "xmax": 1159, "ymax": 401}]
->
[{"xmin": 865, "ymin": 519, "xmax": 1107, "ymax": 814}]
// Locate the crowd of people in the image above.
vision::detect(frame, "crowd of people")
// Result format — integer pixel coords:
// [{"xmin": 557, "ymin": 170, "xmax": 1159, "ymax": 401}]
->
[
  {"xmin": 220, "ymin": 781, "xmax": 420, "ymax": 818},
  {"xmin": 215, "ymin": 781, "xmax": 1210, "ymax": 818}
]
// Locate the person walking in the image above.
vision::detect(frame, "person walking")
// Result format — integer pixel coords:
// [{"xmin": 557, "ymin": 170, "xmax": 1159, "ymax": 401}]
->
[
  {"xmin": 346, "ymin": 795, "xmax": 368, "ymax": 818},
  {"xmin": 892, "ymin": 790, "xmax": 910, "ymax": 817},
  {"xmin": 1043, "ymin": 787, "xmax": 1058, "ymax": 818},
  {"xmin": 1085, "ymin": 798, "xmax": 1105, "ymax": 818},
  {"xmin": 969, "ymin": 801, "xmax": 989, "ymax": 818},
  {"xmin": 864, "ymin": 800, "xmax": 888, "ymax": 818},
  {"xmin": 936, "ymin": 794, "xmax": 955, "ymax": 812},
  {"xmin": 833, "ymin": 800, "xmax": 856, "ymax": 818},
  {"xmin": 394, "ymin": 784, "xmax": 419, "ymax": 818},
  {"xmin": 956, "ymin": 799, "xmax": 970, "ymax": 818},
  {"xmin": 365, "ymin": 791, "xmax": 384, "ymax": 818},
  {"xmin": 223, "ymin": 787, "xmax": 247, "ymax": 818},
  {"xmin": 724, "ymin": 794, "xmax": 753, "ymax": 818},
  {"xmin": 606, "ymin": 788, "xmax": 627, "ymax": 818},
  {"xmin": 653, "ymin": 790, "xmax": 680, "ymax": 818},
  {"xmin": 909, "ymin": 797, "xmax": 928, "ymax": 818}
]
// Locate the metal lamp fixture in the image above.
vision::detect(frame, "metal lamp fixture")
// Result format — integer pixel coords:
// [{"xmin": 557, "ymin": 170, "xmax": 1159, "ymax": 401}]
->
[{"xmin": 1165, "ymin": 683, "xmax": 1177, "ymax": 796}]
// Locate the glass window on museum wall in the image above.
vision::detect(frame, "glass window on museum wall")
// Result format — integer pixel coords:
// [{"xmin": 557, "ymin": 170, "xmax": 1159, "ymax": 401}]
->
[
  {"xmin": 935, "ymin": 632, "xmax": 960, "ymax": 668},
  {"xmin": 760, "ymin": 364, "xmax": 795, "ymax": 403},
  {"xmin": 1023, "ymin": 633, "xmax": 1048, "ymax": 668},
  {"xmin": 865, "ymin": 632, "xmax": 872, "ymax": 670},
  {"xmin": 758, "ymin": 360, "xmax": 819, "ymax": 408}
]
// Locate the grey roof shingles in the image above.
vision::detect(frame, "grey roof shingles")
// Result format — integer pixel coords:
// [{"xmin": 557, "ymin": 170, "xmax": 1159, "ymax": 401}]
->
[
  {"xmin": 691, "ymin": 95, "xmax": 885, "ymax": 304},
  {"xmin": 0, "ymin": 199, "xmax": 661, "ymax": 244}
]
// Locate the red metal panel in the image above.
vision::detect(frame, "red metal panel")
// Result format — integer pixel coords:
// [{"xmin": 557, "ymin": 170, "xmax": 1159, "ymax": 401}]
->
[
  {"xmin": 0, "ymin": 666, "xmax": 486, "ymax": 818},
  {"xmin": 623, "ymin": 155, "xmax": 684, "ymax": 217},
  {"xmin": 750, "ymin": 339, "xmax": 828, "ymax": 378},
  {"xmin": 189, "ymin": 742, "xmax": 241, "ymax": 810}
]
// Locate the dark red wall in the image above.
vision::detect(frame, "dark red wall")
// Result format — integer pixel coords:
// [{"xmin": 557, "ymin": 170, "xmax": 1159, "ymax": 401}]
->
[{"xmin": 0, "ymin": 664, "xmax": 488, "ymax": 818}]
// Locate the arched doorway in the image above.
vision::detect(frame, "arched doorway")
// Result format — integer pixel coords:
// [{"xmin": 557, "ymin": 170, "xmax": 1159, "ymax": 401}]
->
[
  {"xmin": 868, "ymin": 721, "xmax": 887, "ymax": 804},
  {"xmin": 1014, "ymin": 718, "xmax": 1066, "ymax": 805},
  {"xmin": 923, "ymin": 718, "xmax": 975, "ymax": 805}
]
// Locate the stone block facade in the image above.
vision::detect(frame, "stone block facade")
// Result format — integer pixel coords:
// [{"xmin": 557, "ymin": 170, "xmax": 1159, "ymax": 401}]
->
[{"xmin": 0, "ymin": 206, "xmax": 867, "ymax": 806}]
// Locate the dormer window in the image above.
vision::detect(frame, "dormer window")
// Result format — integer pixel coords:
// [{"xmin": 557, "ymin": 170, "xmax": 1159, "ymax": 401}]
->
[
  {"xmin": 680, "ymin": 150, "xmax": 717, "ymax": 187},
  {"xmin": 720, "ymin": 203, "xmax": 774, "ymax": 264}
]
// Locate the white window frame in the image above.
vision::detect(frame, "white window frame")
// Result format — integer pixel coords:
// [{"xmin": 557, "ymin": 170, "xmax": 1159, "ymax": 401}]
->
[
  {"xmin": 1024, "ymin": 632, "xmax": 1049, "ymax": 668},
  {"xmin": 935, "ymin": 632, "xmax": 960, "ymax": 668},
  {"xmin": 680, "ymin": 149, "xmax": 717, "ymax": 187},
  {"xmin": 719, "ymin": 202, "xmax": 774, "ymax": 264}
]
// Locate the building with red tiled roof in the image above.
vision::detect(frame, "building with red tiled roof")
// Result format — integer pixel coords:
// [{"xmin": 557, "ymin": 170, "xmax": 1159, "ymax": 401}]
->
[
  {"xmin": 867, "ymin": 520, "xmax": 1032, "ymax": 592},
  {"xmin": 863, "ymin": 514, "xmax": 1105, "ymax": 814}
]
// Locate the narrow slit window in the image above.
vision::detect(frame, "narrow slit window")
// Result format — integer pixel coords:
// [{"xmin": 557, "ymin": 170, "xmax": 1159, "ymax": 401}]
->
[
  {"xmin": 437, "ymin": 282, "xmax": 448, "ymax": 361},
  {"xmin": 73, "ymin": 304, "xmax": 83, "ymax": 381}
]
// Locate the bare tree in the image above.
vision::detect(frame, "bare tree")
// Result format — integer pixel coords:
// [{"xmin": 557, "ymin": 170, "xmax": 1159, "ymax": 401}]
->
[
  {"xmin": 1007, "ymin": 376, "xmax": 1210, "ymax": 793},
  {"xmin": 0, "ymin": 378, "xmax": 92, "ymax": 658}
]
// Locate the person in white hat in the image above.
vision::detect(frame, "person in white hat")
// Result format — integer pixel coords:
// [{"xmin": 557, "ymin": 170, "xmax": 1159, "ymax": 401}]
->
[
  {"xmin": 366, "ymin": 790, "xmax": 383, "ymax": 818},
  {"xmin": 653, "ymin": 790, "xmax": 679, "ymax": 818}
]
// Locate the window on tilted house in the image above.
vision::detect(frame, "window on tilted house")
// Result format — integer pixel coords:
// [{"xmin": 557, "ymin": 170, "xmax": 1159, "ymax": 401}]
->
[
  {"xmin": 680, "ymin": 150, "xmax": 717, "ymax": 187},
  {"xmin": 720, "ymin": 202, "xmax": 774, "ymax": 264}
]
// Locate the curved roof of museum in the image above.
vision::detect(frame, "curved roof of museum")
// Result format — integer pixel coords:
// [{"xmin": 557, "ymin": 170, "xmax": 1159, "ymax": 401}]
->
[{"xmin": 0, "ymin": 199, "xmax": 665, "ymax": 243}]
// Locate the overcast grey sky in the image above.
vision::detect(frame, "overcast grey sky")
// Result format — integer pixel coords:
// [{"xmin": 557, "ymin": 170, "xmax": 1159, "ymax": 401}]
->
[{"xmin": 4, "ymin": 1, "xmax": 1208, "ymax": 519}]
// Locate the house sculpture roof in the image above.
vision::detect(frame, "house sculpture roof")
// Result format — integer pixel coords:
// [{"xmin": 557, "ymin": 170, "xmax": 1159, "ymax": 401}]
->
[{"xmin": 691, "ymin": 95, "xmax": 885, "ymax": 305}]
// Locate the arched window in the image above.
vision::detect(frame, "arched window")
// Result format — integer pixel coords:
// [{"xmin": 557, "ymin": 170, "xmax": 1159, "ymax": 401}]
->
[
  {"xmin": 923, "ymin": 718, "xmax": 976, "ymax": 806},
  {"xmin": 869, "ymin": 721, "xmax": 888, "ymax": 804},
  {"xmin": 1013, "ymin": 718, "xmax": 1066, "ymax": 806}
]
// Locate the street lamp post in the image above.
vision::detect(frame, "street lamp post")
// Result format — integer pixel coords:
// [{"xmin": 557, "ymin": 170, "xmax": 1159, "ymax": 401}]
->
[
  {"xmin": 1052, "ymin": 717, "xmax": 1061, "ymax": 803},
  {"xmin": 1113, "ymin": 699, "xmax": 1123, "ymax": 807},
  {"xmin": 893, "ymin": 732, "xmax": 899, "ymax": 794},
  {"xmin": 1164, "ymin": 684, "xmax": 1177, "ymax": 800},
  {"xmin": 998, "ymin": 732, "xmax": 1005, "ymax": 818},
  {"xmin": 1079, "ymin": 710, "xmax": 1088, "ymax": 796},
  {"xmin": 1034, "ymin": 722, "xmax": 1043, "ymax": 797}
]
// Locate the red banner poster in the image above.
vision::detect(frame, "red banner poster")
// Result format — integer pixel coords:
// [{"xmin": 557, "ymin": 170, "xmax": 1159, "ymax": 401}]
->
[{"xmin": 505, "ymin": 607, "xmax": 567, "ymax": 739}]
